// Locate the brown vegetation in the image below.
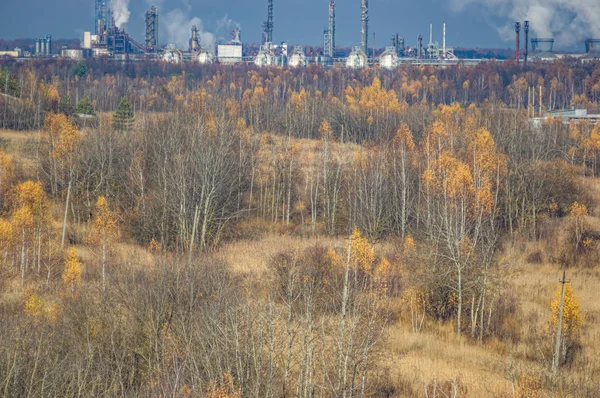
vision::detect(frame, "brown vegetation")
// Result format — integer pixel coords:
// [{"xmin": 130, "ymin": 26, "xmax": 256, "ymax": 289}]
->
[{"xmin": 0, "ymin": 60, "xmax": 600, "ymax": 396}]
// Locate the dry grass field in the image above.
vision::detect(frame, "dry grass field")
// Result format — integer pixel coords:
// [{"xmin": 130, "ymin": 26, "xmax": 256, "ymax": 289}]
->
[{"xmin": 2, "ymin": 125, "xmax": 599, "ymax": 396}]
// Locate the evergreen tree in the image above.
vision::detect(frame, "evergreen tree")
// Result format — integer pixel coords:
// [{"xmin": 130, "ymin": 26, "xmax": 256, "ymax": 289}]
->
[
  {"xmin": 71, "ymin": 61, "xmax": 88, "ymax": 79},
  {"xmin": 113, "ymin": 96, "xmax": 134, "ymax": 131},
  {"xmin": 59, "ymin": 95, "xmax": 74, "ymax": 116},
  {"xmin": 75, "ymin": 96, "xmax": 95, "ymax": 116}
]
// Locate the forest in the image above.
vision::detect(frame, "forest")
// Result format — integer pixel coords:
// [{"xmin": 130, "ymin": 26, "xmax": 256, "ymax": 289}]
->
[{"xmin": 1, "ymin": 57, "xmax": 600, "ymax": 397}]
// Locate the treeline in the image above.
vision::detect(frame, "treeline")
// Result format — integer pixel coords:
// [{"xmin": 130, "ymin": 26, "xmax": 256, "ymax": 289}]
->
[{"xmin": 2, "ymin": 58, "xmax": 600, "ymax": 131}]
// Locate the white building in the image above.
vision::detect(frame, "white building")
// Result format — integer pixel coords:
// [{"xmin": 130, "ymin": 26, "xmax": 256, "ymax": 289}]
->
[{"xmin": 217, "ymin": 44, "xmax": 243, "ymax": 64}]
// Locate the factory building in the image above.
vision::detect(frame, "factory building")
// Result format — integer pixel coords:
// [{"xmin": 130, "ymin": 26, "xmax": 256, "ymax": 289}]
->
[
  {"xmin": 0, "ymin": 49, "xmax": 22, "ymax": 58},
  {"xmin": 217, "ymin": 27, "xmax": 243, "ymax": 65}
]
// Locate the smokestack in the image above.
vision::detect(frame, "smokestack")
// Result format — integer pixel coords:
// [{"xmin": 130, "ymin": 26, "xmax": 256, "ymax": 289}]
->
[
  {"xmin": 429, "ymin": 24, "xmax": 433, "ymax": 45},
  {"xmin": 361, "ymin": 0, "xmax": 368, "ymax": 55},
  {"xmin": 443, "ymin": 23, "xmax": 446, "ymax": 59},
  {"xmin": 524, "ymin": 21, "xmax": 529, "ymax": 64},
  {"xmin": 418, "ymin": 34, "xmax": 423, "ymax": 58},
  {"xmin": 515, "ymin": 22, "xmax": 520, "ymax": 62}
]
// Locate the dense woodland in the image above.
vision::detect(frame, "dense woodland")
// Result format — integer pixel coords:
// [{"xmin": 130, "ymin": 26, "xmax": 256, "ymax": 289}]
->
[{"xmin": 0, "ymin": 58, "xmax": 599, "ymax": 396}]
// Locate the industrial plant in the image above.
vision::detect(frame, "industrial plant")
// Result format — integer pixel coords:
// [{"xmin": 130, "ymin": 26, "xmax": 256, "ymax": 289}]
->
[{"xmin": 2, "ymin": 0, "xmax": 599, "ymax": 67}]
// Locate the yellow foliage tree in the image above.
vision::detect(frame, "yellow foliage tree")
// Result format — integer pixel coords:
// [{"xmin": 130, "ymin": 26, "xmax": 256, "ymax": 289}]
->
[
  {"xmin": 0, "ymin": 218, "xmax": 14, "ymax": 266},
  {"xmin": 24, "ymin": 291, "xmax": 45, "ymax": 318},
  {"xmin": 350, "ymin": 227, "xmax": 375, "ymax": 275},
  {"xmin": 570, "ymin": 202, "xmax": 588, "ymax": 251},
  {"xmin": 11, "ymin": 181, "xmax": 48, "ymax": 280},
  {"xmin": 0, "ymin": 150, "xmax": 15, "ymax": 204},
  {"xmin": 62, "ymin": 247, "xmax": 82, "ymax": 289},
  {"xmin": 44, "ymin": 112, "xmax": 80, "ymax": 248},
  {"xmin": 88, "ymin": 196, "xmax": 119, "ymax": 291},
  {"xmin": 550, "ymin": 282, "xmax": 582, "ymax": 341}
]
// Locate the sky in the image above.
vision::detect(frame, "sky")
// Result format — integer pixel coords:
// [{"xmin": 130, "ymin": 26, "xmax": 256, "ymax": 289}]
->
[{"xmin": 0, "ymin": 0, "xmax": 590, "ymax": 50}]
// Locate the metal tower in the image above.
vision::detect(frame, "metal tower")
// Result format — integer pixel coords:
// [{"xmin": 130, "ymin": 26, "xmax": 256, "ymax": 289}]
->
[
  {"xmin": 361, "ymin": 0, "xmax": 368, "ymax": 55},
  {"xmin": 189, "ymin": 25, "xmax": 200, "ymax": 52},
  {"xmin": 145, "ymin": 6, "xmax": 158, "ymax": 52},
  {"xmin": 262, "ymin": 0, "xmax": 274, "ymax": 44},
  {"xmin": 324, "ymin": 1, "xmax": 335, "ymax": 57},
  {"xmin": 95, "ymin": 0, "xmax": 112, "ymax": 34}
]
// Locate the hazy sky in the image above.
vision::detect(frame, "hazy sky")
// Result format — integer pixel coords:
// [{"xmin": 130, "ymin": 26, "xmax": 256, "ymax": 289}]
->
[{"xmin": 0, "ymin": 0, "xmax": 521, "ymax": 49}]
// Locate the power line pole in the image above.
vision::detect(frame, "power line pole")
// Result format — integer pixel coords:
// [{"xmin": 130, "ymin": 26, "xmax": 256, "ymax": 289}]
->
[{"xmin": 552, "ymin": 269, "xmax": 568, "ymax": 376}]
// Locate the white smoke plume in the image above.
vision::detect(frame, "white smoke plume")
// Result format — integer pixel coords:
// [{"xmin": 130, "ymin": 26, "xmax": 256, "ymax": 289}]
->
[
  {"xmin": 164, "ymin": 9, "xmax": 215, "ymax": 49},
  {"xmin": 450, "ymin": 0, "xmax": 600, "ymax": 46},
  {"xmin": 111, "ymin": 0, "xmax": 131, "ymax": 28},
  {"xmin": 215, "ymin": 15, "xmax": 241, "ymax": 43}
]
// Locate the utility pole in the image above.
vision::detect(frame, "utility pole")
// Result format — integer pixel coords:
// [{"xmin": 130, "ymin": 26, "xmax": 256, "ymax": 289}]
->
[{"xmin": 552, "ymin": 269, "xmax": 568, "ymax": 376}]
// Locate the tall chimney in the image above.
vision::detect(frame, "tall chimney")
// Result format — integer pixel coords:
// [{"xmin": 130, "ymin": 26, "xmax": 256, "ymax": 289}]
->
[
  {"xmin": 515, "ymin": 22, "xmax": 521, "ymax": 62},
  {"xmin": 361, "ymin": 0, "xmax": 368, "ymax": 55},
  {"xmin": 429, "ymin": 24, "xmax": 433, "ymax": 45},
  {"xmin": 524, "ymin": 21, "xmax": 529, "ymax": 64},
  {"xmin": 443, "ymin": 23, "xmax": 446, "ymax": 59}
]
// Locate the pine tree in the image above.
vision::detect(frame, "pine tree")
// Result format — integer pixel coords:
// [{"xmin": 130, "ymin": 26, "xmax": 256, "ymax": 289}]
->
[
  {"xmin": 113, "ymin": 96, "xmax": 134, "ymax": 131},
  {"xmin": 59, "ymin": 94, "xmax": 74, "ymax": 116},
  {"xmin": 75, "ymin": 96, "xmax": 95, "ymax": 116}
]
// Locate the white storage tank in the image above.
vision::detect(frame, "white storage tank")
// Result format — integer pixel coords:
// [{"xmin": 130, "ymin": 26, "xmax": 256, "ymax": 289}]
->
[
  {"xmin": 288, "ymin": 47, "xmax": 307, "ymax": 68},
  {"xmin": 346, "ymin": 46, "xmax": 368, "ymax": 69},
  {"xmin": 196, "ymin": 49, "xmax": 214, "ymax": 64},
  {"xmin": 162, "ymin": 48, "xmax": 182, "ymax": 64},
  {"xmin": 254, "ymin": 44, "xmax": 276, "ymax": 67},
  {"xmin": 379, "ymin": 47, "xmax": 399, "ymax": 70}
]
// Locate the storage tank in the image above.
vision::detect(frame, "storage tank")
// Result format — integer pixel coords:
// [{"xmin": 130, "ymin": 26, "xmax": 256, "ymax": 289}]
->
[
  {"xmin": 288, "ymin": 47, "xmax": 307, "ymax": 68},
  {"xmin": 162, "ymin": 48, "xmax": 182, "ymax": 64},
  {"xmin": 196, "ymin": 49, "xmax": 214, "ymax": 64},
  {"xmin": 346, "ymin": 46, "xmax": 368, "ymax": 69},
  {"xmin": 254, "ymin": 44, "xmax": 276, "ymax": 67},
  {"xmin": 379, "ymin": 46, "xmax": 399, "ymax": 70}
]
